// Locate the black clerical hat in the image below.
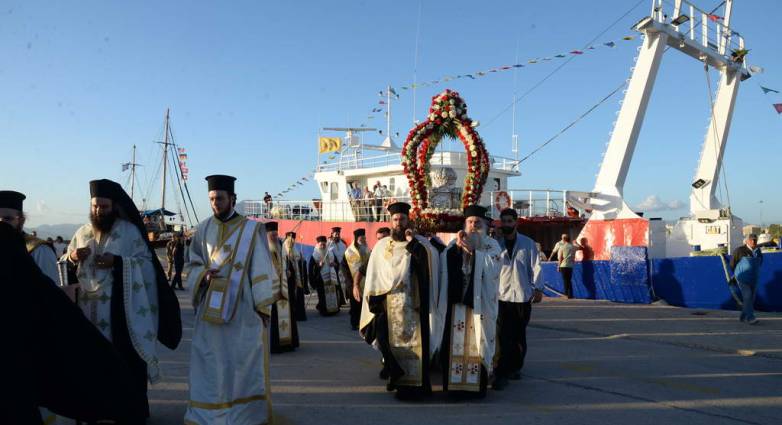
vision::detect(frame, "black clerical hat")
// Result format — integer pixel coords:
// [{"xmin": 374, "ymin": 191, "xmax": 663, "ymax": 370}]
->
[
  {"xmin": 463, "ymin": 205, "xmax": 489, "ymax": 220},
  {"xmin": 205, "ymin": 175, "xmax": 236, "ymax": 194},
  {"xmin": 0, "ymin": 191, "xmax": 25, "ymax": 211},
  {"xmin": 89, "ymin": 179, "xmax": 124, "ymax": 200},
  {"xmin": 265, "ymin": 222, "xmax": 278, "ymax": 231},
  {"xmin": 316, "ymin": 235, "xmax": 327, "ymax": 243},
  {"xmin": 377, "ymin": 227, "xmax": 390, "ymax": 234},
  {"xmin": 285, "ymin": 231, "xmax": 296, "ymax": 238},
  {"xmin": 331, "ymin": 227, "xmax": 342, "ymax": 232},
  {"xmin": 387, "ymin": 202, "xmax": 411, "ymax": 216},
  {"xmin": 353, "ymin": 228, "xmax": 365, "ymax": 238}
]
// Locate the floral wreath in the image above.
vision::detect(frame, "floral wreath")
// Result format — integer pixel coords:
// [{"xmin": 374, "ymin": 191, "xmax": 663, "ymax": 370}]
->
[{"xmin": 401, "ymin": 89, "xmax": 489, "ymax": 232}]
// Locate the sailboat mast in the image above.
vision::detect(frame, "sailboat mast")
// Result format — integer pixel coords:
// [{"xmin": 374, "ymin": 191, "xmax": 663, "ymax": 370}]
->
[
  {"xmin": 130, "ymin": 144, "xmax": 137, "ymax": 200},
  {"xmin": 161, "ymin": 108, "xmax": 170, "ymax": 211}
]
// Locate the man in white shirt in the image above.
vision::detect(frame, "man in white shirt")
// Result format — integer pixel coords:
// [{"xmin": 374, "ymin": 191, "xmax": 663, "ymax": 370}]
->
[{"xmin": 494, "ymin": 208, "xmax": 543, "ymax": 390}]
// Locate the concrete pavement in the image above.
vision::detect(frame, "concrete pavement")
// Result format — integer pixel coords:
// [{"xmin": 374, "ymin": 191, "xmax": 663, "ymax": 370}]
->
[{"xmin": 148, "ymin": 293, "xmax": 782, "ymax": 425}]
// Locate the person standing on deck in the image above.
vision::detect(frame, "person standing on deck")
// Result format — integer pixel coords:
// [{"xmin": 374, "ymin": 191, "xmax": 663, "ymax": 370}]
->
[
  {"xmin": 493, "ymin": 208, "xmax": 543, "ymax": 390},
  {"xmin": 440, "ymin": 205, "xmax": 501, "ymax": 398},
  {"xmin": 185, "ymin": 175, "xmax": 277, "ymax": 425},
  {"xmin": 309, "ymin": 236, "xmax": 341, "ymax": 316},
  {"xmin": 344, "ymin": 228, "xmax": 370, "ymax": 330},
  {"xmin": 267, "ymin": 222, "xmax": 299, "ymax": 353},
  {"xmin": 65, "ymin": 179, "xmax": 182, "ymax": 423},
  {"xmin": 730, "ymin": 233, "xmax": 764, "ymax": 324},
  {"xmin": 359, "ymin": 202, "xmax": 445, "ymax": 400}
]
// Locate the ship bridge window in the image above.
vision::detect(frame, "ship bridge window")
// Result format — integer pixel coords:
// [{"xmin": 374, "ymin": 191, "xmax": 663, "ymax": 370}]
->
[
  {"xmin": 330, "ymin": 182, "xmax": 339, "ymax": 201},
  {"xmin": 389, "ymin": 177, "xmax": 395, "ymax": 192},
  {"xmin": 321, "ymin": 181, "xmax": 328, "ymax": 193}
]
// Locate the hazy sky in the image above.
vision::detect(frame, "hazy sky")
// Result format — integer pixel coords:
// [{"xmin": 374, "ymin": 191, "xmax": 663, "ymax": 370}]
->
[{"xmin": 2, "ymin": 0, "xmax": 781, "ymax": 227}]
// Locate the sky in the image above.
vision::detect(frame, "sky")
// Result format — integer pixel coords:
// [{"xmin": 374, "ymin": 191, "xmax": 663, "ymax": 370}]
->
[{"xmin": 2, "ymin": 0, "xmax": 781, "ymax": 228}]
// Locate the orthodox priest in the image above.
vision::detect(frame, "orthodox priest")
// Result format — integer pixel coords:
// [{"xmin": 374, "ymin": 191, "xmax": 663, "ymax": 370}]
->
[
  {"xmin": 344, "ymin": 228, "xmax": 370, "ymax": 330},
  {"xmin": 309, "ymin": 236, "xmax": 341, "ymax": 316},
  {"xmin": 440, "ymin": 205, "xmax": 501, "ymax": 398},
  {"xmin": 327, "ymin": 226, "xmax": 348, "ymax": 304},
  {"xmin": 267, "ymin": 222, "xmax": 299, "ymax": 353},
  {"xmin": 359, "ymin": 202, "xmax": 446, "ymax": 400},
  {"xmin": 185, "ymin": 175, "xmax": 278, "ymax": 425},
  {"xmin": 0, "ymin": 190, "xmax": 59, "ymax": 283},
  {"xmin": 66, "ymin": 179, "xmax": 182, "ymax": 420},
  {"xmin": 283, "ymin": 232, "xmax": 308, "ymax": 321}
]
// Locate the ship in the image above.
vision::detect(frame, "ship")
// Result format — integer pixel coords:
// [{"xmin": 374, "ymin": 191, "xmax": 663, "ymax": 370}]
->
[{"xmin": 243, "ymin": 0, "xmax": 781, "ymax": 312}]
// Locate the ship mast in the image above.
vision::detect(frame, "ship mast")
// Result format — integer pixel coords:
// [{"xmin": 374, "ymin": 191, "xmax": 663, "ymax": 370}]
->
[
  {"xmin": 159, "ymin": 108, "xmax": 172, "ymax": 211},
  {"xmin": 130, "ymin": 144, "xmax": 137, "ymax": 200}
]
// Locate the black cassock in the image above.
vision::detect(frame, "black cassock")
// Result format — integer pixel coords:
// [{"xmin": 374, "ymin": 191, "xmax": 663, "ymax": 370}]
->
[
  {"xmin": 308, "ymin": 256, "xmax": 339, "ymax": 316},
  {"xmin": 0, "ymin": 223, "xmax": 142, "ymax": 424},
  {"xmin": 440, "ymin": 244, "xmax": 489, "ymax": 398},
  {"xmin": 361, "ymin": 237, "xmax": 432, "ymax": 400},
  {"xmin": 340, "ymin": 251, "xmax": 367, "ymax": 330},
  {"xmin": 270, "ymin": 256, "xmax": 301, "ymax": 353}
]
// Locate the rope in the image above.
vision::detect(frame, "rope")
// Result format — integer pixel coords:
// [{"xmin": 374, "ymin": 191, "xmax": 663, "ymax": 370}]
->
[
  {"xmin": 702, "ymin": 64, "xmax": 732, "ymax": 210},
  {"xmin": 518, "ymin": 82, "xmax": 626, "ymax": 163}
]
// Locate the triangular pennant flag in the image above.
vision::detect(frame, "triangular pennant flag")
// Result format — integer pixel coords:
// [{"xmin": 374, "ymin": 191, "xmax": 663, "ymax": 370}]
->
[
  {"xmin": 774, "ymin": 104, "xmax": 782, "ymax": 114},
  {"xmin": 528, "ymin": 59, "xmax": 538, "ymax": 64},
  {"xmin": 587, "ymin": 46, "xmax": 596, "ymax": 50},
  {"xmin": 554, "ymin": 54, "xmax": 566, "ymax": 58},
  {"xmin": 708, "ymin": 14, "xmax": 723, "ymax": 22},
  {"xmin": 466, "ymin": 74, "xmax": 475, "ymax": 79},
  {"xmin": 512, "ymin": 64, "xmax": 524, "ymax": 68},
  {"xmin": 760, "ymin": 86, "xmax": 780, "ymax": 95},
  {"xmin": 749, "ymin": 65, "xmax": 764, "ymax": 74},
  {"xmin": 570, "ymin": 50, "xmax": 584, "ymax": 55},
  {"xmin": 604, "ymin": 41, "xmax": 616, "ymax": 47},
  {"xmin": 623, "ymin": 36, "xmax": 635, "ymax": 40}
]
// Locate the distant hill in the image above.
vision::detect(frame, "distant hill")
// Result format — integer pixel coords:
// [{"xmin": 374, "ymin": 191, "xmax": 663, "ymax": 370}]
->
[{"xmin": 29, "ymin": 223, "xmax": 82, "ymax": 240}]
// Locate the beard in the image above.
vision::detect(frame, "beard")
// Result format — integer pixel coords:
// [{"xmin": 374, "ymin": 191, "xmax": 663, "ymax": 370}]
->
[
  {"xmin": 391, "ymin": 226, "xmax": 407, "ymax": 242},
  {"xmin": 90, "ymin": 209, "xmax": 118, "ymax": 233}
]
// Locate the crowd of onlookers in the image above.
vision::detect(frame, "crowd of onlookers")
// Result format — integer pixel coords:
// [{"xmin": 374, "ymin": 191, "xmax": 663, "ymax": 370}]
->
[{"xmin": 347, "ymin": 180, "xmax": 397, "ymax": 222}]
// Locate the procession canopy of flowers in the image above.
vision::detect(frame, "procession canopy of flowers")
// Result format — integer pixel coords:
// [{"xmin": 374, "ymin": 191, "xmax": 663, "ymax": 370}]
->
[{"xmin": 401, "ymin": 89, "xmax": 490, "ymax": 232}]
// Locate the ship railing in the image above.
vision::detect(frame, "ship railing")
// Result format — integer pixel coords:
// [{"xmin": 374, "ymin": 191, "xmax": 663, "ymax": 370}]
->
[
  {"xmin": 648, "ymin": 0, "xmax": 746, "ymax": 63},
  {"xmin": 316, "ymin": 151, "xmax": 520, "ymax": 173},
  {"xmin": 490, "ymin": 189, "xmax": 591, "ymax": 219},
  {"xmin": 243, "ymin": 196, "xmax": 412, "ymax": 222}
]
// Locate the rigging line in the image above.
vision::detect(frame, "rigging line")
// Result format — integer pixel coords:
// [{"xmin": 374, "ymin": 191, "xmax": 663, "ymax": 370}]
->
[
  {"xmin": 412, "ymin": 0, "xmax": 423, "ymax": 125},
  {"xmin": 166, "ymin": 126, "xmax": 197, "ymax": 226},
  {"xmin": 482, "ymin": 0, "xmax": 646, "ymax": 130},
  {"xmin": 703, "ymin": 64, "xmax": 732, "ymax": 209},
  {"xmin": 518, "ymin": 82, "xmax": 626, "ymax": 164}
]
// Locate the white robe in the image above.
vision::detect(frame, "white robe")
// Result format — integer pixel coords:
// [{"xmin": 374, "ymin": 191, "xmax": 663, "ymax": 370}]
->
[
  {"xmin": 441, "ymin": 236, "xmax": 501, "ymax": 376},
  {"xmin": 184, "ymin": 215, "xmax": 276, "ymax": 425},
  {"xmin": 360, "ymin": 235, "xmax": 446, "ymax": 358},
  {"xmin": 327, "ymin": 239, "xmax": 348, "ymax": 294},
  {"xmin": 66, "ymin": 219, "xmax": 161, "ymax": 380}
]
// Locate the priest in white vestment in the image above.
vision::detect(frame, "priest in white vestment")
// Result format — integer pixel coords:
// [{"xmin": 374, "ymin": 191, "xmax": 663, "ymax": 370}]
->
[
  {"xmin": 66, "ymin": 179, "xmax": 182, "ymax": 421},
  {"xmin": 185, "ymin": 175, "xmax": 278, "ymax": 425},
  {"xmin": 440, "ymin": 205, "xmax": 501, "ymax": 398},
  {"xmin": 327, "ymin": 226, "xmax": 349, "ymax": 304},
  {"xmin": 359, "ymin": 202, "xmax": 446, "ymax": 400}
]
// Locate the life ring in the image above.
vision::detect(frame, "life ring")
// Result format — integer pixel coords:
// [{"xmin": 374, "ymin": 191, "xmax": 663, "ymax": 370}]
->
[{"xmin": 494, "ymin": 191, "xmax": 511, "ymax": 210}]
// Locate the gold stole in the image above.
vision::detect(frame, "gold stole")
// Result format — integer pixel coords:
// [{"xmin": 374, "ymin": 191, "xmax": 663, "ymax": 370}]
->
[
  {"xmin": 386, "ymin": 243, "xmax": 423, "ymax": 387},
  {"xmin": 272, "ymin": 246, "xmax": 293, "ymax": 345},
  {"xmin": 202, "ymin": 219, "xmax": 258, "ymax": 324},
  {"xmin": 448, "ymin": 253, "xmax": 482, "ymax": 391}
]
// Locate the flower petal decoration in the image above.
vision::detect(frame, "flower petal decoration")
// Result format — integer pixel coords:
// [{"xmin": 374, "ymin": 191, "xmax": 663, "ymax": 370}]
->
[{"xmin": 401, "ymin": 89, "xmax": 489, "ymax": 232}]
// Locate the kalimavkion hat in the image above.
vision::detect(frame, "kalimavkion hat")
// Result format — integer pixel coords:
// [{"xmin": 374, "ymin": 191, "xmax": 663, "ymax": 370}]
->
[
  {"xmin": 0, "ymin": 191, "xmax": 25, "ymax": 211},
  {"xmin": 205, "ymin": 175, "xmax": 236, "ymax": 194}
]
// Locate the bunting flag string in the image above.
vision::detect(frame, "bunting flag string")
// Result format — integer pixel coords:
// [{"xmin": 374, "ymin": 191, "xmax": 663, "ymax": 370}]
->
[{"xmin": 358, "ymin": 33, "xmax": 639, "ymax": 126}]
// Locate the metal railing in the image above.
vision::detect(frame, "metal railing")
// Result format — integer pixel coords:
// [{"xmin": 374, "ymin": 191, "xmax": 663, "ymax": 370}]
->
[
  {"xmin": 316, "ymin": 150, "xmax": 521, "ymax": 174},
  {"xmin": 489, "ymin": 189, "xmax": 584, "ymax": 219},
  {"xmin": 650, "ymin": 0, "xmax": 746, "ymax": 59},
  {"xmin": 244, "ymin": 196, "xmax": 411, "ymax": 222}
]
